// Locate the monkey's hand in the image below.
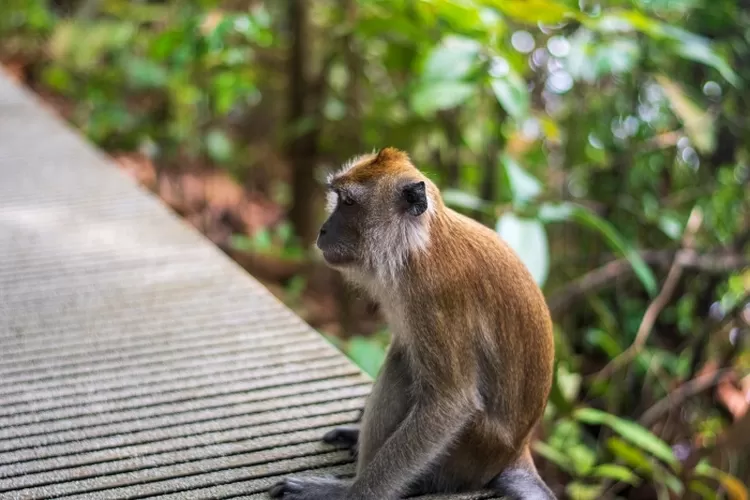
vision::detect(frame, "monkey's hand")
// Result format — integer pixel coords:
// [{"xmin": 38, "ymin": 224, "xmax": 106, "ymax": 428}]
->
[
  {"xmin": 344, "ymin": 393, "xmax": 475, "ymax": 500},
  {"xmin": 268, "ymin": 475, "xmax": 348, "ymax": 500},
  {"xmin": 322, "ymin": 425, "xmax": 359, "ymax": 459}
]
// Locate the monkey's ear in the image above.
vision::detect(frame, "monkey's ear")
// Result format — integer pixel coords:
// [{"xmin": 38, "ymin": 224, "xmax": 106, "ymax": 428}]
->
[{"xmin": 401, "ymin": 181, "xmax": 428, "ymax": 216}]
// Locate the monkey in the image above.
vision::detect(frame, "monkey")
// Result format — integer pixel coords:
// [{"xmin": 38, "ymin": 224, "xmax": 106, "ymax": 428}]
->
[
  {"xmin": 269, "ymin": 148, "xmax": 556, "ymax": 500},
  {"xmin": 321, "ymin": 407, "xmax": 363, "ymax": 458}
]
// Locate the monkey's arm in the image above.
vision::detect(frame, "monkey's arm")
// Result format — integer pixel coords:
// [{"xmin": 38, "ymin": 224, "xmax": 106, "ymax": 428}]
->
[
  {"xmin": 269, "ymin": 392, "xmax": 474, "ymax": 500},
  {"xmin": 347, "ymin": 396, "xmax": 473, "ymax": 499}
]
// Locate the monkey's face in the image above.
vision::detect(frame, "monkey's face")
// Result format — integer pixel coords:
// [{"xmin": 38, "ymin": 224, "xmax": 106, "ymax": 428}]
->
[
  {"xmin": 316, "ymin": 184, "xmax": 365, "ymax": 266},
  {"xmin": 317, "ymin": 150, "xmax": 431, "ymax": 274}
]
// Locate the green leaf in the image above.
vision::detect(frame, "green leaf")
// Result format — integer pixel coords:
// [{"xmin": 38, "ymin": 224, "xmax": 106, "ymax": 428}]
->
[
  {"xmin": 481, "ymin": 0, "xmax": 579, "ymax": 25},
  {"xmin": 597, "ymin": 39, "xmax": 641, "ymax": 75},
  {"xmin": 442, "ymin": 189, "xmax": 491, "ymax": 213},
  {"xmin": 568, "ymin": 443, "xmax": 598, "ymax": 476},
  {"xmin": 688, "ymin": 479, "xmax": 720, "ymax": 500},
  {"xmin": 658, "ymin": 214, "xmax": 683, "ymax": 241},
  {"xmin": 556, "ymin": 363, "xmax": 582, "ymax": 403},
  {"xmin": 125, "ymin": 57, "xmax": 168, "ymax": 89},
  {"xmin": 590, "ymin": 464, "xmax": 641, "ymax": 485},
  {"xmin": 230, "ymin": 234, "xmax": 253, "ymax": 251},
  {"xmin": 584, "ymin": 10, "xmax": 738, "ymax": 86},
  {"xmin": 565, "ymin": 30, "xmax": 641, "ymax": 82},
  {"xmin": 655, "ymin": 74, "xmax": 714, "ymax": 154},
  {"xmin": 41, "ymin": 65, "xmax": 73, "ymax": 92},
  {"xmin": 49, "ymin": 20, "xmax": 135, "ymax": 70},
  {"xmin": 502, "ymin": 155, "xmax": 541, "ymax": 205},
  {"xmin": 606, "ymin": 437, "xmax": 655, "ymax": 474},
  {"xmin": 670, "ymin": 37, "xmax": 739, "ymax": 88},
  {"xmin": 633, "ymin": 0, "xmax": 700, "ymax": 15},
  {"xmin": 532, "ymin": 441, "xmax": 575, "ymax": 474},
  {"xmin": 575, "ymin": 408, "xmax": 678, "ymax": 467},
  {"xmin": 252, "ymin": 228, "xmax": 273, "ymax": 251},
  {"xmin": 150, "ymin": 30, "xmax": 184, "ymax": 61},
  {"xmin": 346, "ymin": 336, "xmax": 387, "ymax": 378},
  {"xmin": 565, "ymin": 482, "xmax": 605, "ymax": 500},
  {"xmin": 662, "ymin": 471, "xmax": 686, "ymax": 496},
  {"xmin": 538, "ymin": 202, "xmax": 658, "ymax": 295},
  {"xmin": 230, "ymin": 230, "xmax": 273, "ymax": 253},
  {"xmin": 418, "ymin": 0, "xmax": 490, "ymax": 35},
  {"xmin": 585, "ymin": 328, "xmax": 622, "ymax": 359},
  {"xmin": 411, "ymin": 81, "xmax": 475, "ymax": 116},
  {"xmin": 490, "ymin": 70, "xmax": 530, "ymax": 120},
  {"xmin": 547, "ymin": 367, "xmax": 575, "ymax": 413},
  {"xmin": 496, "ymin": 212, "xmax": 549, "ymax": 287},
  {"xmin": 422, "ymin": 35, "xmax": 482, "ymax": 82},
  {"xmin": 695, "ymin": 464, "xmax": 750, "ymax": 500},
  {"xmin": 205, "ymin": 129, "xmax": 234, "ymax": 163}
]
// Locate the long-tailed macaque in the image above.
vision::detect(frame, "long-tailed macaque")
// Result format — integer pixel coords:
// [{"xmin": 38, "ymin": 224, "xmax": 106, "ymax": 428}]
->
[{"xmin": 269, "ymin": 148, "xmax": 556, "ymax": 500}]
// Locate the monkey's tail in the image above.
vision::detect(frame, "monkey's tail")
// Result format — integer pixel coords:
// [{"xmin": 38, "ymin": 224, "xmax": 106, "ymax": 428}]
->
[{"xmin": 491, "ymin": 466, "xmax": 557, "ymax": 500}]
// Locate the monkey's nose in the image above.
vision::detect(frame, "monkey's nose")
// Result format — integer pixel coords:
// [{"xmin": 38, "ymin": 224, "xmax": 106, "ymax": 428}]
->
[{"xmin": 316, "ymin": 225, "xmax": 327, "ymax": 250}]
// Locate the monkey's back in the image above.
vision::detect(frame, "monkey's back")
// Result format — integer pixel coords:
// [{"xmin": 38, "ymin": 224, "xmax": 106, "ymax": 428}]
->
[{"xmin": 410, "ymin": 208, "xmax": 555, "ymax": 489}]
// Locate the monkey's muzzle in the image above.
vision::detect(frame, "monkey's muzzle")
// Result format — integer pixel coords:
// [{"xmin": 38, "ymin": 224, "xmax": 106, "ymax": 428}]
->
[{"xmin": 316, "ymin": 226, "xmax": 354, "ymax": 266}]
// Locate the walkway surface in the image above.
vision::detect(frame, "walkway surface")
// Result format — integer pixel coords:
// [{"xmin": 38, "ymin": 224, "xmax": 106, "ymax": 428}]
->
[{"xmin": 0, "ymin": 71, "xmax": 498, "ymax": 499}]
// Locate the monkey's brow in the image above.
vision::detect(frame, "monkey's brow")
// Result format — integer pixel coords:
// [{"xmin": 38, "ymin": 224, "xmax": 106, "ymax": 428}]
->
[
  {"xmin": 327, "ymin": 181, "xmax": 355, "ymax": 194},
  {"xmin": 325, "ymin": 183, "xmax": 344, "ymax": 197},
  {"xmin": 327, "ymin": 179, "xmax": 366, "ymax": 199}
]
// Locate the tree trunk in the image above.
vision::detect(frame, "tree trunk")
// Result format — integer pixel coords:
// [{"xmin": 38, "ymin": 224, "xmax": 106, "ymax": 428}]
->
[
  {"xmin": 286, "ymin": 0, "xmax": 320, "ymax": 248},
  {"xmin": 479, "ymin": 99, "xmax": 506, "ymax": 225},
  {"xmin": 438, "ymin": 109, "xmax": 461, "ymax": 188}
]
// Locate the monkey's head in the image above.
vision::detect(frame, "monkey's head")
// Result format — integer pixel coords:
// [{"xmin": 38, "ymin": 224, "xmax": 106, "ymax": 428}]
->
[{"xmin": 317, "ymin": 147, "xmax": 439, "ymax": 279}]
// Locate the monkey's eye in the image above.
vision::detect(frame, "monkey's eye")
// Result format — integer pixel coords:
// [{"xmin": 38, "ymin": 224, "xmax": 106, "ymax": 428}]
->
[{"xmin": 340, "ymin": 194, "xmax": 355, "ymax": 206}]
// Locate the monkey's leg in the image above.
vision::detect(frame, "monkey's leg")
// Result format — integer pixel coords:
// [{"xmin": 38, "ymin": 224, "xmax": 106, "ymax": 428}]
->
[
  {"xmin": 322, "ymin": 349, "xmax": 411, "ymax": 466},
  {"xmin": 270, "ymin": 349, "xmax": 412, "ymax": 500},
  {"xmin": 269, "ymin": 400, "xmax": 471, "ymax": 500},
  {"xmin": 343, "ymin": 393, "xmax": 473, "ymax": 500},
  {"xmin": 354, "ymin": 345, "xmax": 412, "ymax": 473},
  {"xmin": 320, "ymin": 354, "xmax": 407, "ymax": 463},
  {"xmin": 489, "ymin": 447, "xmax": 557, "ymax": 500}
]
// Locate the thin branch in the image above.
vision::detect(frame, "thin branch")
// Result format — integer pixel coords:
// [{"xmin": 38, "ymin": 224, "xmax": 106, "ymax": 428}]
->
[
  {"xmin": 592, "ymin": 207, "xmax": 703, "ymax": 382},
  {"xmin": 638, "ymin": 368, "xmax": 735, "ymax": 428},
  {"xmin": 687, "ymin": 291, "xmax": 750, "ymax": 380},
  {"xmin": 547, "ymin": 249, "xmax": 748, "ymax": 318}
]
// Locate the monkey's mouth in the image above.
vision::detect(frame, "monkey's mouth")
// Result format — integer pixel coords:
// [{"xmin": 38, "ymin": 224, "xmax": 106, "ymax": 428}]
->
[{"xmin": 321, "ymin": 249, "xmax": 355, "ymax": 266}]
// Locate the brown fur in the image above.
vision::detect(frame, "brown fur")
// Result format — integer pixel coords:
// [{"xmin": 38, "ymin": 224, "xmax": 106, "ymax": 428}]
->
[
  {"xmin": 269, "ymin": 148, "xmax": 556, "ymax": 500},
  {"xmin": 404, "ymin": 207, "xmax": 555, "ymax": 488}
]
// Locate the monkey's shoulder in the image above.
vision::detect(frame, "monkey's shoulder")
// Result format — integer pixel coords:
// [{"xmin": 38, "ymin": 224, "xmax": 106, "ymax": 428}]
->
[
  {"xmin": 435, "ymin": 210, "xmax": 539, "ymax": 285},
  {"xmin": 417, "ymin": 208, "xmax": 552, "ymax": 326}
]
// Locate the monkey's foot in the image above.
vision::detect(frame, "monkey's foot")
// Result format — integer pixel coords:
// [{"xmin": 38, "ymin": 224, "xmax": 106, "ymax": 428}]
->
[
  {"xmin": 322, "ymin": 425, "xmax": 359, "ymax": 459},
  {"xmin": 268, "ymin": 476, "xmax": 347, "ymax": 500}
]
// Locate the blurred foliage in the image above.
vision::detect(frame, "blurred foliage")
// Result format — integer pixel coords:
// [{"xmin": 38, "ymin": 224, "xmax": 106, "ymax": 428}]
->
[{"xmin": 2, "ymin": 0, "xmax": 749, "ymax": 498}]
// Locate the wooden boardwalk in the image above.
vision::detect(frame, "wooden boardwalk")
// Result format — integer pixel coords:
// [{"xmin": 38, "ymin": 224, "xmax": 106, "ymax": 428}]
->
[{"xmin": 0, "ymin": 71, "xmax": 498, "ymax": 499}]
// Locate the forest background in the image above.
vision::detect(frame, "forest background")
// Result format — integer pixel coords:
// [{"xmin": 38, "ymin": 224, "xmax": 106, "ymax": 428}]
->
[{"xmin": 2, "ymin": 0, "xmax": 749, "ymax": 498}]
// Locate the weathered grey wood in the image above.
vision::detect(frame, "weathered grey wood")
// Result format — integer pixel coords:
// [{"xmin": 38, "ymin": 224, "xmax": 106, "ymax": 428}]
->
[{"xmin": 0, "ymin": 69, "xmax": 498, "ymax": 499}]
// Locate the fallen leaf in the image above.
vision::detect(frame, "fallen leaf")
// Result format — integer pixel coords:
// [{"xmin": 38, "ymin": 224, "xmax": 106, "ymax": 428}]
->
[
  {"xmin": 113, "ymin": 153, "xmax": 157, "ymax": 189},
  {"xmin": 1, "ymin": 61, "xmax": 26, "ymax": 84},
  {"xmin": 717, "ymin": 378, "xmax": 749, "ymax": 420}
]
